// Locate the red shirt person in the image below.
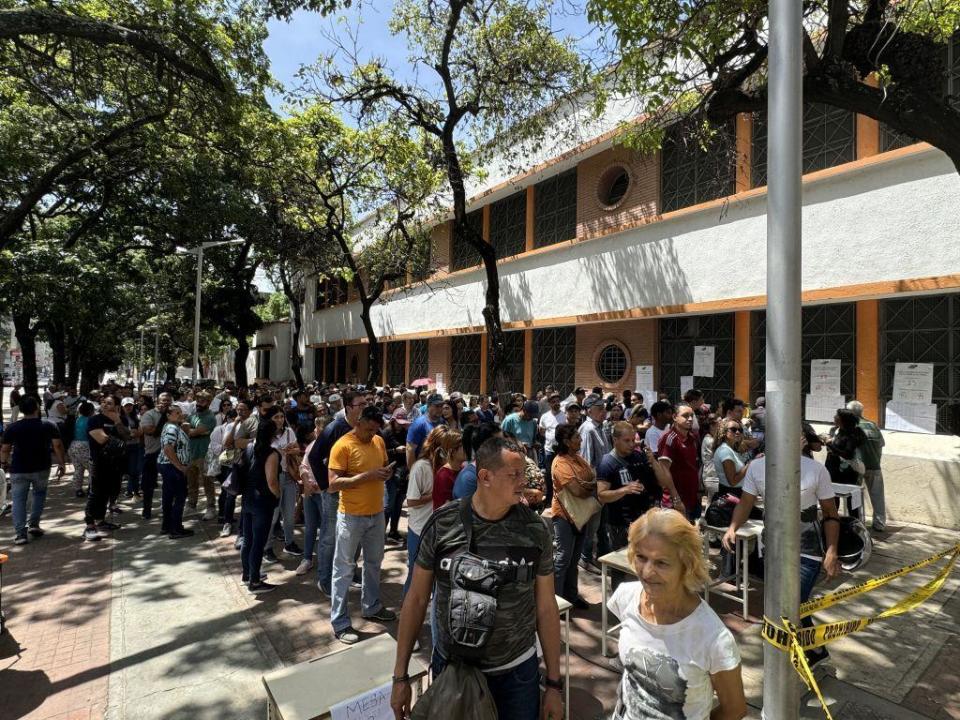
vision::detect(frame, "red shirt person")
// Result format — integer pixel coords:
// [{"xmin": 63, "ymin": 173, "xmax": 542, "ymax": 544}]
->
[{"xmin": 657, "ymin": 404, "xmax": 700, "ymax": 522}]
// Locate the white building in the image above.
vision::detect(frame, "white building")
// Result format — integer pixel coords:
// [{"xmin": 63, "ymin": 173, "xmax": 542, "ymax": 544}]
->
[{"xmin": 252, "ymin": 102, "xmax": 960, "ymax": 529}]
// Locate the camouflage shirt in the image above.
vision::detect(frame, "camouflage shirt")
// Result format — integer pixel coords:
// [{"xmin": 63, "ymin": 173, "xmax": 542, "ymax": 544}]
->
[{"xmin": 416, "ymin": 499, "xmax": 554, "ymax": 670}]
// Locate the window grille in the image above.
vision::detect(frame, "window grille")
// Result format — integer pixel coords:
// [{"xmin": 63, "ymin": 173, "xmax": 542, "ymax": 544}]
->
[
  {"xmin": 661, "ymin": 121, "xmax": 736, "ymax": 212},
  {"xmin": 532, "ymin": 327, "xmax": 576, "ymax": 397},
  {"xmin": 336, "ymin": 346, "xmax": 347, "ymax": 383},
  {"xmin": 659, "ymin": 314, "xmax": 735, "ymax": 408},
  {"xmin": 750, "ymin": 303, "xmax": 857, "ymax": 405},
  {"xmin": 490, "ymin": 331, "xmax": 525, "ymax": 395},
  {"xmin": 596, "ymin": 344, "xmax": 628, "ymax": 384},
  {"xmin": 410, "ymin": 339, "xmax": 429, "ymax": 381},
  {"xmin": 313, "ymin": 348, "xmax": 323, "ymax": 382},
  {"xmin": 880, "ymin": 293, "xmax": 960, "ymax": 434},
  {"xmin": 451, "ymin": 335, "xmax": 482, "ymax": 395},
  {"xmin": 451, "ymin": 210, "xmax": 483, "ymax": 271},
  {"xmin": 535, "ymin": 169, "xmax": 577, "ymax": 248},
  {"xmin": 386, "ymin": 341, "xmax": 406, "ymax": 386},
  {"xmin": 753, "ymin": 103, "xmax": 856, "ymax": 187},
  {"xmin": 490, "ymin": 191, "xmax": 527, "ymax": 259}
]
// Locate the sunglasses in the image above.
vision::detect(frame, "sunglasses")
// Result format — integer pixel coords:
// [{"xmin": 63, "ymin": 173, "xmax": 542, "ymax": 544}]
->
[{"xmin": 727, "ymin": 426, "xmax": 743, "ymax": 433}]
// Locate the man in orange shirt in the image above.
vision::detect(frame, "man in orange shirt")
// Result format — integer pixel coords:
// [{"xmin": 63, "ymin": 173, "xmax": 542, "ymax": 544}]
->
[{"xmin": 328, "ymin": 406, "xmax": 397, "ymax": 644}]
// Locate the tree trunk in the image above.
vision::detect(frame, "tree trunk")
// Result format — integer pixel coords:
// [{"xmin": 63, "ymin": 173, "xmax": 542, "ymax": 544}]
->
[
  {"xmin": 234, "ymin": 334, "xmax": 249, "ymax": 387},
  {"xmin": 360, "ymin": 301, "xmax": 382, "ymax": 387},
  {"xmin": 165, "ymin": 364, "xmax": 176, "ymax": 382},
  {"xmin": 79, "ymin": 359, "xmax": 99, "ymax": 395},
  {"xmin": 66, "ymin": 338, "xmax": 82, "ymax": 391},
  {"xmin": 13, "ymin": 314, "xmax": 39, "ymax": 399},
  {"xmin": 45, "ymin": 320, "xmax": 67, "ymax": 384},
  {"xmin": 278, "ymin": 268, "xmax": 305, "ymax": 389}
]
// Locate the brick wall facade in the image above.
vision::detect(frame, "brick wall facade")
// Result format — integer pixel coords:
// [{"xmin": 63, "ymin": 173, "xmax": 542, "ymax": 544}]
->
[
  {"xmin": 427, "ymin": 336, "xmax": 452, "ymax": 386},
  {"xmin": 575, "ymin": 319, "xmax": 658, "ymax": 393},
  {"xmin": 430, "ymin": 221, "xmax": 451, "ymax": 276},
  {"xmin": 577, "ymin": 146, "xmax": 659, "ymax": 241}
]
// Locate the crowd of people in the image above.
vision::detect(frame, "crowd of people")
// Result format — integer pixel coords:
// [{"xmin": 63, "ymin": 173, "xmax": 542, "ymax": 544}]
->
[{"xmin": 0, "ymin": 377, "xmax": 888, "ymax": 719}]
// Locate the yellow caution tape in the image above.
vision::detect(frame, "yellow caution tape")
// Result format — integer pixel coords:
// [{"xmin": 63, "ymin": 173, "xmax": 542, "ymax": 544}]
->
[{"xmin": 760, "ymin": 542, "xmax": 960, "ymax": 719}]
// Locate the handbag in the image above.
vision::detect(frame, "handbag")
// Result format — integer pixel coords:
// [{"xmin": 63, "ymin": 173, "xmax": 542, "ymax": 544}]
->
[
  {"xmin": 557, "ymin": 485, "xmax": 601, "ymax": 531},
  {"xmin": 218, "ymin": 448, "xmax": 241, "ymax": 466}
]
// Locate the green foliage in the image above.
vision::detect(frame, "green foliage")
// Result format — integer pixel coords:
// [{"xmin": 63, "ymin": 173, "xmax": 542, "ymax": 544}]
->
[{"xmin": 256, "ymin": 291, "xmax": 291, "ymax": 322}]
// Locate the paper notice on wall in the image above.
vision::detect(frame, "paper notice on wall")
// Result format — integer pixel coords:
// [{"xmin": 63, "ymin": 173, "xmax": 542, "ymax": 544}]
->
[
  {"xmin": 892, "ymin": 363, "xmax": 934, "ymax": 404},
  {"xmin": 805, "ymin": 394, "xmax": 846, "ymax": 423},
  {"xmin": 329, "ymin": 681, "xmax": 393, "ymax": 720},
  {"xmin": 680, "ymin": 376, "xmax": 695, "ymax": 396},
  {"xmin": 641, "ymin": 390, "xmax": 659, "ymax": 411},
  {"xmin": 809, "ymin": 359, "xmax": 842, "ymax": 396},
  {"xmin": 884, "ymin": 401, "xmax": 937, "ymax": 434},
  {"xmin": 635, "ymin": 365, "xmax": 654, "ymax": 393},
  {"xmin": 435, "ymin": 372, "xmax": 446, "ymax": 396},
  {"xmin": 693, "ymin": 346, "xmax": 715, "ymax": 378}
]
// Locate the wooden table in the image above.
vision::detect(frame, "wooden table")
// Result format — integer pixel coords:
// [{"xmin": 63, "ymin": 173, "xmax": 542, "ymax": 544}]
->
[
  {"xmin": 702, "ymin": 519, "xmax": 764, "ymax": 618},
  {"xmin": 598, "ymin": 548, "xmax": 637, "ymax": 657},
  {"xmin": 261, "ymin": 634, "xmax": 428, "ymax": 720}
]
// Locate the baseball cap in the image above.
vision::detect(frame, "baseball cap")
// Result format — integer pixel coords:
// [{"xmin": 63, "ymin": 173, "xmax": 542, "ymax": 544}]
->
[
  {"xmin": 522, "ymin": 400, "xmax": 539, "ymax": 415},
  {"xmin": 120, "ymin": 397, "xmax": 135, "ymax": 407},
  {"xmin": 583, "ymin": 395, "xmax": 604, "ymax": 410},
  {"xmin": 328, "ymin": 393, "xmax": 341, "ymax": 403},
  {"xmin": 566, "ymin": 403, "xmax": 582, "ymax": 412},
  {"xmin": 549, "ymin": 392, "xmax": 561, "ymax": 400},
  {"xmin": 427, "ymin": 393, "xmax": 444, "ymax": 405},
  {"xmin": 359, "ymin": 406, "xmax": 384, "ymax": 425},
  {"xmin": 392, "ymin": 407, "xmax": 412, "ymax": 425},
  {"xmin": 449, "ymin": 391, "xmax": 463, "ymax": 401}
]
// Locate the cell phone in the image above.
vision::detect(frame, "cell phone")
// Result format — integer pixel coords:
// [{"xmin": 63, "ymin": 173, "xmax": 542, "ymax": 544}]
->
[{"xmin": 385, "ymin": 461, "xmax": 397, "ymax": 471}]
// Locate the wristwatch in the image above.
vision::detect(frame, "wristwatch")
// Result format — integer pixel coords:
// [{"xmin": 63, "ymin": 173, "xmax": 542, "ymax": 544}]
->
[{"xmin": 544, "ymin": 676, "xmax": 564, "ymax": 693}]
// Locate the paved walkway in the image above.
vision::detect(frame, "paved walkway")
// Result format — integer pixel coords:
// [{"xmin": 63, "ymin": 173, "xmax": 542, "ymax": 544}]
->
[{"xmin": 0, "ymin": 467, "xmax": 957, "ymax": 719}]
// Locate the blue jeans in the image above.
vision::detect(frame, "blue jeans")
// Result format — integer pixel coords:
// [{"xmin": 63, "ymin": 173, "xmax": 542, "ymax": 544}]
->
[
  {"xmin": 270, "ymin": 471, "xmax": 297, "ymax": 546},
  {"xmin": 302, "ymin": 493, "xmax": 324, "ymax": 561},
  {"xmin": 316, "ymin": 491, "xmax": 339, "ymax": 591},
  {"xmin": 431, "ymin": 650, "xmax": 540, "ymax": 720},
  {"xmin": 126, "ymin": 444, "xmax": 144, "ymax": 494},
  {"xmin": 800, "ymin": 556, "xmax": 823, "ymax": 629},
  {"xmin": 159, "ymin": 464, "xmax": 187, "ymax": 533},
  {"xmin": 403, "ymin": 528, "xmax": 421, "ymax": 597},
  {"xmin": 241, "ymin": 489, "xmax": 279, "ymax": 582},
  {"xmin": 330, "ymin": 511, "xmax": 386, "ymax": 633},
  {"xmin": 11, "ymin": 470, "xmax": 49, "ymax": 536},
  {"xmin": 217, "ymin": 465, "xmax": 237, "ymax": 523},
  {"xmin": 385, "ymin": 473, "xmax": 406, "ymax": 534},
  {"xmin": 553, "ymin": 515, "xmax": 585, "ymax": 602}
]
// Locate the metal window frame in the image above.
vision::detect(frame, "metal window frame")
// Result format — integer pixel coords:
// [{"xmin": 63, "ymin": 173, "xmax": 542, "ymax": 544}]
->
[
  {"xmin": 534, "ymin": 169, "xmax": 577, "ymax": 249},
  {"xmin": 489, "ymin": 191, "xmax": 527, "ymax": 259},
  {"xmin": 410, "ymin": 339, "xmax": 429, "ymax": 381},
  {"xmin": 386, "ymin": 341, "xmax": 406, "ymax": 386},
  {"xmin": 451, "ymin": 211, "xmax": 483, "ymax": 271},
  {"xmin": 661, "ymin": 121, "xmax": 736, "ymax": 213},
  {"xmin": 532, "ymin": 327, "xmax": 577, "ymax": 397},
  {"xmin": 659, "ymin": 313, "xmax": 735, "ymax": 408},
  {"xmin": 451, "ymin": 335, "xmax": 482, "ymax": 395}
]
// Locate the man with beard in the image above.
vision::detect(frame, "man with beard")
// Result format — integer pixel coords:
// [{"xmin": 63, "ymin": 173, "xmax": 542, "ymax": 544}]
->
[{"xmin": 185, "ymin": 391, "xmax": 218, "ymax": 519}]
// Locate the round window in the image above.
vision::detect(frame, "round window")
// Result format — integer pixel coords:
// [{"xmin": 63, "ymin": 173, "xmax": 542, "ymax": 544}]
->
[
  {"xmin": 596, "ymin": 343, "xmax": 628, "ymax": 384},
  {"xmin": 597, "ymin": 165, "xmax": 631, "ymax": 208}
]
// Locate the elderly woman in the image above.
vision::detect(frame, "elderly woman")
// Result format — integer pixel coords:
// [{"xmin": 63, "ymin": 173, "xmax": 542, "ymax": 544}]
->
[{"xmin": 610, "ymin": 509, "xmax": 746, "ymax": 720}]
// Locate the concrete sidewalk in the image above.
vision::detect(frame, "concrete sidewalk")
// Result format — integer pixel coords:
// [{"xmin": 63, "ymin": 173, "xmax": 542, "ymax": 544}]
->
[{"xmin": 1, "ymin": 470, "xmax": 957, "ymax": 719}]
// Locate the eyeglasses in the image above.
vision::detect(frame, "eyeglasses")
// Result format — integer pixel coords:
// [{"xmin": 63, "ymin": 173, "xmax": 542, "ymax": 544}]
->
[
  {"xmin": 726, "ymin": 426, "xmax": 743, "ymax": 433},
  {"xmin": 349, "ymin": 402, "xmax": 366, "ymax": 409}
]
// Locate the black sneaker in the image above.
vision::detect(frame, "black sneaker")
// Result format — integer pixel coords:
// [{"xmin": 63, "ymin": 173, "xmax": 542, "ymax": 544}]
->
[
  {"xmin": 249, "ymin": 581, "xmax": 278, "ymax": 595},
  {"xmin": 805, "ymin": 647, "xmax": 830, "ymax": 668},
  {"xmin": 109, "ymin": 505, "xmax": 123, "ymax": 515},
  {"xmin": 362, "ymin": 607, "xmax": 397, "ymax": 623},
  {"xmin": 28, "ymin": 523, "xmax": 44, "ymax": 537},
  {"xmin": 263, "ymin": 548, "xmax": 279, "ymax": 564},
  {"xmin": 169, "ymin": 528, "xmax": 195, "ymax": 539},
  {"xmin": 14, "ymin": 534, "xmax": 28, "ymax": 546},
  {"xmin": 83, "ymin": 527, "xmax": 102, "ymax": 542},
  {"xmin": 282, "ymin": 542, "xmax": 303, "ymax": 557},
  {"xmin": 142, "ymin": 510, "xmax": 152, "ymax": 520},
  {"xmin": 97, "ymin": 521, "xmax": 122, "ymax": 531}
]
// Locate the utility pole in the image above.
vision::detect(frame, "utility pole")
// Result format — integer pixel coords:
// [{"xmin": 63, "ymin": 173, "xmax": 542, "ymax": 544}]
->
[
  {"xmin": 192, "ymin": 244, "xmax": 204, "ymax": 383},
  {"xmin": 763, "ymin": 0, "xmax": 803, "ymax": 717}
]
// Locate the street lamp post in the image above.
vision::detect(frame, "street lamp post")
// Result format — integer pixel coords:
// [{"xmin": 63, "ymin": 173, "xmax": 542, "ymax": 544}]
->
[
  {"xmin": 764, "ymin": 0, "xmax": 803, "ymax": 716},
  {"xmin": 178, "ymin": 240, "xmax": 244, "ymax": 383}
]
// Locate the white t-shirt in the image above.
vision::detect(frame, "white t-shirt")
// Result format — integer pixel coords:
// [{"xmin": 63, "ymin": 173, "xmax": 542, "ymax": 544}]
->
[
  {"xmin": 271, "ymin": 427, "xmax": 297, "ymax": 473},
  {"xmin": 645, "ymin": 425, "xmax": 665, "ymax": 453},
  {"xmin": 406, "ymin": 458, "xmax": 434, "ymax": 535},
  {"xmin": 608, "ymin": 582, "xmax": 741, "ymax": 720},
  {"xmin": 538, "ymin": 410, "xmax": 566, "ymax": 453},
  {"xmin": 742, "ymin": 455, "xmax": 835, "ymax": 560}
]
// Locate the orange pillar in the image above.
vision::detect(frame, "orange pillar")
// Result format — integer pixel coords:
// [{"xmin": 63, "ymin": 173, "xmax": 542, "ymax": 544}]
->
[
  {"xmin": 525, "ymin": 186, "xmax": 535, "ymax": 251},
  {"xmin": 856, "ymin": 300, "xmax": 881, "ymax": 421},
  {"xmin": 734, "ymin": 311, "xmax": 752, "ymax": 401},
  {"xmin": 523, "ymin": 330, "xmax": 533, "ymax": 398},
  {"xmin": 857, "ymin": 76, "xmax": 881, "ymax": 159},
  {"xmin": 735, "ymin": 113, "xmax": 753, "ymax": 193}
]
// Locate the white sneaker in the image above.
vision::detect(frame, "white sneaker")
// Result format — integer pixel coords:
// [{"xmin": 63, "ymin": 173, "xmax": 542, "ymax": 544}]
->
[
  {"xmin": 295, "ymin": 558, "xmax": 315, "ymax": 576},
  {"xmin": 219, "ymin": 522, "xmax": 233, "ymax": 537},
  {"xmin": 202, "ymin": 507, "xmax": 217, "ymax": 521}
]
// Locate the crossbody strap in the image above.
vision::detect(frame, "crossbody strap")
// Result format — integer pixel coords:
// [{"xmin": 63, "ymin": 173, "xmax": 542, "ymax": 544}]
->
[{"xmin": 459, "ymin": 496, "xmax": 474, "ymax": 553}]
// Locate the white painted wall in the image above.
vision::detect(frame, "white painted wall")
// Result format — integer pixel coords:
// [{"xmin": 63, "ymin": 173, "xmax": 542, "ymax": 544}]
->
[
  {"xmin": 302, "ymin": 147, "xmax": 960, "ymax": 345},
  {"xmin": 252, "ymin": 321, "xmax": 292, "ymax": 383}
]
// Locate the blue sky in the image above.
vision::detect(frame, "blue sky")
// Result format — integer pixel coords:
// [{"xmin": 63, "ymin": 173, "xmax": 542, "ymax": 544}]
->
[{"xmin": 263, "ymin": 2, "xmax": 603, "ymax": 110}]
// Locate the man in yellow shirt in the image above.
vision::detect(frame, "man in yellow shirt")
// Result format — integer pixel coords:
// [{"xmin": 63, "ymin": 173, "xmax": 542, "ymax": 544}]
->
[{"xmin": 328, "ymin": 406, "xmax": 397, "ymax": 643}]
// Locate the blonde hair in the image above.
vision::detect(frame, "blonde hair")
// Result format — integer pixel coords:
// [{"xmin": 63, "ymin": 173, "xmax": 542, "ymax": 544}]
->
[
  {"xmin": 626, "ymin": 508, "xmax": 710, "ymax": 594},
  {"xmin": 436, "ymin": 429, "xmax": 464, "ymax": 470},
  {"xmin": 419, "ymin": 425, "xmax": 449, "ymax": 468}
]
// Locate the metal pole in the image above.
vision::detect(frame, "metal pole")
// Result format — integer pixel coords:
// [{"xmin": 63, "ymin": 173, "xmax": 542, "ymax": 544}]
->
[
  {"xmin": 138, "ymin": 328, "xmax": 145, "ymax": 395},
  {"xmin": 763, "ymin": 0, "xmax": 803, "ymax": 716},
  {"xmin": 192, "ymin": 245, "xmax": 203, "ymax": 383}
]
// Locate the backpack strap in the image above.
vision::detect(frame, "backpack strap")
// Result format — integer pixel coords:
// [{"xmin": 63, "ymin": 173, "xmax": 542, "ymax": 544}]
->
[{"xmin": 459, "ymin": 496, "xmax": 474, "ymax": 553}]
